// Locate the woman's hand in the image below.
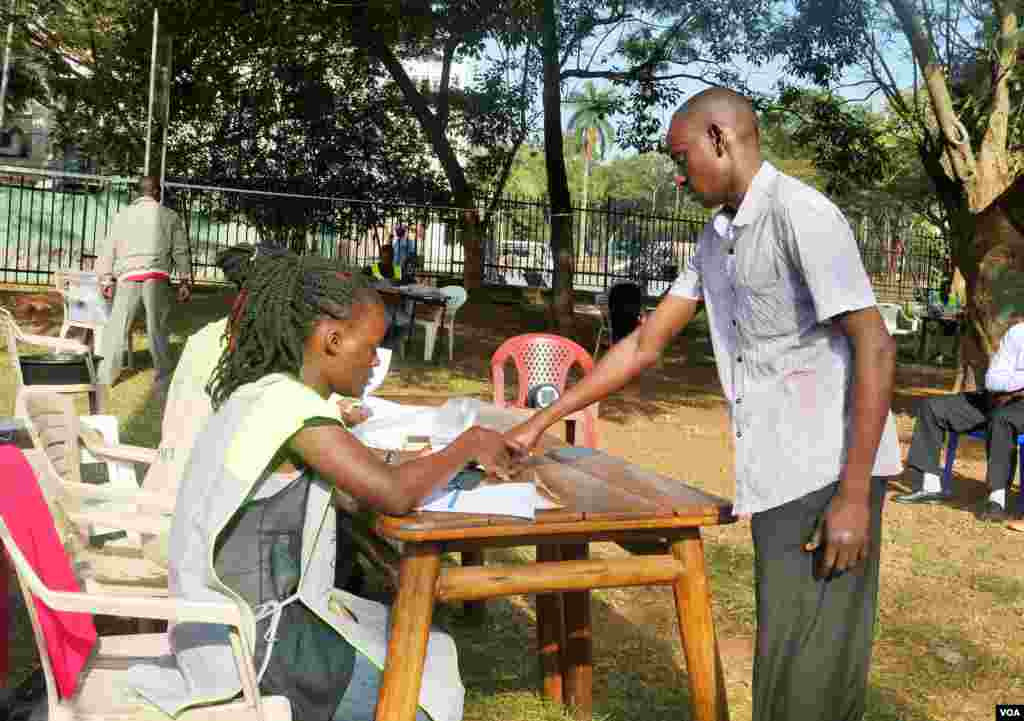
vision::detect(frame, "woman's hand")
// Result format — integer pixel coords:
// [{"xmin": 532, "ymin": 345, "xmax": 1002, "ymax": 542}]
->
[{"xmin": 469, "ymin": 427, "xmax": 527, "ymax": 479}]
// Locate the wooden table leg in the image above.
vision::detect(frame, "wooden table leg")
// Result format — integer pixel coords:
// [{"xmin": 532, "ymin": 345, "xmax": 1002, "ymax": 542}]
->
[
  {"xmin": 535, "ymin": 544, "xmax": 565, "ymax": 704},
  {"xmin": 560, "ymin": 543, "xmax": 592, "ymax": 719},
  {"xmin": 374, "ymin": 542, "xmax": 441, "ymax": 721},
  {"xmin": 460, "ymin": 550, "xmax": 486, "ymax": 622},
  {"xmin": 671, "ymin": 530, "xmax": 729, "ymax": 721}
]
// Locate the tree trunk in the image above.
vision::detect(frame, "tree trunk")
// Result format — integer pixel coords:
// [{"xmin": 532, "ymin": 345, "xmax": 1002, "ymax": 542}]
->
[
  {"xmin": 541, "ymin": 0, "xmax": 574, "ymax": 334},
  {"xmin": 954, "ymin": 178, "xmax": 1024, "ymax": 381},
  {"xmin": 578, "ymin": 151, "xmax": 590, "ymax": 264},
  {"xmin": 455, "ymin": 187, "xmax": 484, "ymax": 290},
  {"xmin": 368, "ymin": 38, "xmax": 484, "ymax": 289}
]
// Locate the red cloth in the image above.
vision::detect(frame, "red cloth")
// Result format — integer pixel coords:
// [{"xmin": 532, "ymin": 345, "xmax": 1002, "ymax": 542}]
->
[
  {"xmin": 121, "ymin": 271, "xmax": 170, "ymax": 282},
  {"xmin": 0, "ymin": 447, "xmax": 97, "ymax": 698}
]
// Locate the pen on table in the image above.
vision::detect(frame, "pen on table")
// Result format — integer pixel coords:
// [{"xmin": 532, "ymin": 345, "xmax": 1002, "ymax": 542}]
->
[{"xmin": 447, "ymin": 484, "xmax": 461, "ymax": 509}]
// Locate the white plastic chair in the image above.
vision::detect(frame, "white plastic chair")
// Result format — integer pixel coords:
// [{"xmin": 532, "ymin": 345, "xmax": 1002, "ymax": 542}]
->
[
  {"xmin": 877, "ymin": 302, "xmax": 919, "ymax": 336},
  {"xmin": 16, "ymin": 388, "xmax": 172, "ymax": 597},
  {"xmin": 0, "ymin": 513, "xmax": 292, "ymax": 721},
  {"xmin": 1, "ymin": 307, "xmax": 104, "ymax": 416},
  {"xmin": 415, "ymin": 286, "xmax": 468, "ymax": 362}
]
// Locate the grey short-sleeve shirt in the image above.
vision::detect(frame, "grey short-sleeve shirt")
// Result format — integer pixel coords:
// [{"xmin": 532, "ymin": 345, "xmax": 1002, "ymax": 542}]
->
[{"xmin": 671, "ymin": 162, "xmax": 902, "ymax": 515}]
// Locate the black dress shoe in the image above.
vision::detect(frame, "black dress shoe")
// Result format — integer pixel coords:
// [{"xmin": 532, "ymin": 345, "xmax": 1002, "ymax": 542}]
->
[
  {"xmin": 892, "ymin": 489, "xmax": 953, "ymax": 504},
  {"xmin": 976, "ymin": 501, "xmax": 1011, "ymax": 523}
]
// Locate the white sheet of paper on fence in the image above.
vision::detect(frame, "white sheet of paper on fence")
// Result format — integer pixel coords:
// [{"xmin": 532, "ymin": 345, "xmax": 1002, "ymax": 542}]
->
[{"xmin": 61, "ymin": 270, "xmax": 110, "ymax": 327}]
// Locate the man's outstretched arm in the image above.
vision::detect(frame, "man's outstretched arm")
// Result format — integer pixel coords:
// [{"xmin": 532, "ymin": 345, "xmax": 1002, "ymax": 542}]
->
[{"xmin": 506, "ymin": 294, "xmax": 700, "ymax": 449}]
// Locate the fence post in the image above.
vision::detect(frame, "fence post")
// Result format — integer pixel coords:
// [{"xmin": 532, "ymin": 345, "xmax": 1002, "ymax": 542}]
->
[{"xmin": 603, "ymin": 197, "xmax": 612, "ymax": 290}]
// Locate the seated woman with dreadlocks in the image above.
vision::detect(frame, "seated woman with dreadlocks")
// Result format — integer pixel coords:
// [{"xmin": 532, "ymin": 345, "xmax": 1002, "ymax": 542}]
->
[{"xmin": 129, "ymin": 253, "xmax": 521, "ymax": 721}]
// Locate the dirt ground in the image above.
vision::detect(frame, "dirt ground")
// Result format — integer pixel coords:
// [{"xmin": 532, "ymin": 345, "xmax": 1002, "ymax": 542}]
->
[{"xmin": 3, "ymin": 286, "xmax": 1019, "ymax": 721}]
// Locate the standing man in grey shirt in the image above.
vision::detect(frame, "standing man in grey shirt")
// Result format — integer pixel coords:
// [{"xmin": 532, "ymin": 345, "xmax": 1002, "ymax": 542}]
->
[
  {"xmin": 95, "ymin": 176, "xmax": 192, "ymax": 388},
  {"xmin": 507, "ymin": 88, "xmax": 902, "ymax": 721}
]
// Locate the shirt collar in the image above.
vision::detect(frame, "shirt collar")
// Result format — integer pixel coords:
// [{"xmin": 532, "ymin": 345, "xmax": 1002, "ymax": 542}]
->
[{"xmin": 731, "ymin": 161, "xmax": 777, "ymax": 228}]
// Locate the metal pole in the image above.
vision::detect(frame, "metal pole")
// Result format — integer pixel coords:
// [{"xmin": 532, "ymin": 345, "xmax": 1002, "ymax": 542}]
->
[
  {"xmin": 144, "ymin": 8, "xmax": 158, "ymax": 175},
  {"xmin": 0, "ymin": 0, "xmax": 16, "ymax": 129},
  {"xmin": 159, "ymin": 36, "xmax": 172, "ymax": 202}
]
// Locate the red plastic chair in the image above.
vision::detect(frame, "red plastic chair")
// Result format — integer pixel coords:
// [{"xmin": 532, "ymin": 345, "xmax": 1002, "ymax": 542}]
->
[{"xmin": 491, "ymin": 333, "xmax": 599, "ymax": 448}]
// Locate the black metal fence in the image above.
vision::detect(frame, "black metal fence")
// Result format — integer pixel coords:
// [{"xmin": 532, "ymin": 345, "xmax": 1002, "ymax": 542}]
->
[{"xmin": 0, "ymin": 168, "xmax": 948, "ymax": 303}]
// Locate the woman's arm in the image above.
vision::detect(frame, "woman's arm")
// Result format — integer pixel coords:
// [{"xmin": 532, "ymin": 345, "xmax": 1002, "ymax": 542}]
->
[{"xmin": 289, "ymin": 423, "xmax": 521, "ymax": 516}]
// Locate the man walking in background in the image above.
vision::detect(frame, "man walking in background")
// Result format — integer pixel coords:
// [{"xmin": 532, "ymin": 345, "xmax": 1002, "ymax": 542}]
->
[{"xmin": 96, "ymin": 176, "xmax": 192, "ymax": 388}]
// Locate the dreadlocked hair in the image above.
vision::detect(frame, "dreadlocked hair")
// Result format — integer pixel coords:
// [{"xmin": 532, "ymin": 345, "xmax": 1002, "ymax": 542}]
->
[{"xmin": 206, "ymin": 252, "xmax": 377, "ymax": 410}]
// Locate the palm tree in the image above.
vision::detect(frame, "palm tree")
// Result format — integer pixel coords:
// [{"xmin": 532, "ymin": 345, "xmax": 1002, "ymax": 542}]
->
[{"xmin": 565, "ymin": 81, "xmax": 616, "ymax": 258}]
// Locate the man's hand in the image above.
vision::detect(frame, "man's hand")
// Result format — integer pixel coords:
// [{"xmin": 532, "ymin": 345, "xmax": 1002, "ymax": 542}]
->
[
  {"xmin": 101, "ymin": 276, "xmax": 115, "ymax": 300},
  {"xmin": 804, "ymin": 489, "xmax": 871, "ymax": 579},
  {"xmin": 177, "ymin": 282, "xmax": 192, "ymax": 303},
  {"xmin": 505, "ymin": 418, "xmax": 545, "ymax": 455}
]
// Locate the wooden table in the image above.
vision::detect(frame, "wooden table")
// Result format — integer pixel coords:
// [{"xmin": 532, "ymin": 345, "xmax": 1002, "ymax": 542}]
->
[
  {"xmin": 371, "ymin": 403, "xmax": 734, "ymax": 721},
  {"xmin": 375, "ymin": 284, "xmax": 448, "ymax": 360}
]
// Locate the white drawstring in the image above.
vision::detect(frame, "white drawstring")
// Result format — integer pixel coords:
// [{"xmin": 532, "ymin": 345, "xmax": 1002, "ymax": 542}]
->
[
  {"xmin": 249, "ymin": 487, "xmax": 336, "ymax": 684},
  {"xmin": 253, "ymin": 592, "xmax": 301, "ymax": 683}
]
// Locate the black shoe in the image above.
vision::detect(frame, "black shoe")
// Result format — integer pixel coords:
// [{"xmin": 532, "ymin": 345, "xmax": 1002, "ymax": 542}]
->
[
  {"xmin": 976, "ymin": 501, "xmax": 1011, "ymax": 523},
  {"xmin": 892, "ymin": 489, "xmax": 952, "ymax": 504}
]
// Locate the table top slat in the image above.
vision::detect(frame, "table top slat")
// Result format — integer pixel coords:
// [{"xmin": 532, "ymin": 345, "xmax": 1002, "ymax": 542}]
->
[{"xmin": 548, "ymin": 449, "xmax": 732, "ymax": 513}]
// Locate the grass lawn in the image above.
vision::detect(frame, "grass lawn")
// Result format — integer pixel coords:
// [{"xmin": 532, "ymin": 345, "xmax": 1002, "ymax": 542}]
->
[{"xmin": 1, "ymin": 284, "xmax": 1021, "ymax": 721}]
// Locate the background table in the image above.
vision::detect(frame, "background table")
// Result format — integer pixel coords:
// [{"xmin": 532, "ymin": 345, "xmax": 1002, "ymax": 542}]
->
[
  {"xmin": 917, "ymin": 309, "xmax": 964, "ymax": 363},
  {"xmin": 375, "ymin": 284, "xmax": 448, "ymax": 360},
  {"xmin": 371, "ymin": 402, "xmax": 734, "ymax": 721}
]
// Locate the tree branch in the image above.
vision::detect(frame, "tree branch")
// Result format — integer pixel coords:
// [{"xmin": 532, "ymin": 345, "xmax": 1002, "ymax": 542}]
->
[
  {"xmin": 888, "ymin": 0, "xmax": 977, "ymax": 193},
  {"xmin": 560, "ymin": 68, "xmax": 712, "ymax": 84},
  {"xmin": 975, "ymin": 0, "xmax": 1019, "ymax": 205},
  {"xmin": 437, "ymin": 38, "xmax": 456, "ymax": 134}
]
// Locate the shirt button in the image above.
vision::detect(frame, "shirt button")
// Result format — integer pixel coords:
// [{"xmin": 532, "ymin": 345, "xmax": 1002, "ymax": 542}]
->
[
  {"xmin": 737, "ymin": 356, "xmax": 743, "ymax": 363},
  {"xmin": 736, "ymin": 430, "xmax": 743, "ymax": 438},
  {"xmin": 732, "ymin": 319, "xmax": 737, "ymax": 326},
  {"xmin": 735, "ymin": 397, "xmax": 742, "ymax": 405}
]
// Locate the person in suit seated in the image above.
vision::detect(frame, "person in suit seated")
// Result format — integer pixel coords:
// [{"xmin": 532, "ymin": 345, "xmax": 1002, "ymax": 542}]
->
[{"xmin": 895, "ymin": 317, "xmax": 1024, "ymax": 525}]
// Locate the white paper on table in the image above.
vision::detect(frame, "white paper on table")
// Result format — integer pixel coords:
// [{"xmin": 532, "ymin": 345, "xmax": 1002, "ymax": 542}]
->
[
  {"xmin": 415, "ymin": 481, "xmax": 546, "ymax": 519},
  {"xmin": 429, "ymin": 398, "xmax": 480, "ymax": 450},
  {"xmin": 349, "ymin": 399, "xmax": 437, "ymax": 450}
]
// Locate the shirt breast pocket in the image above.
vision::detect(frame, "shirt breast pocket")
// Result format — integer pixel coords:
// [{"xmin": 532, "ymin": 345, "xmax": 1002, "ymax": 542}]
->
[{"xmin": 737, "ymin": 274, "xmax": 799, "ymax": 339}]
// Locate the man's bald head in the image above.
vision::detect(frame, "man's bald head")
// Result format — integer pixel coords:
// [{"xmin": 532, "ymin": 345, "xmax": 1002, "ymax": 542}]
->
[
  {"xmin": 665, "ymin": 87, "xmax": 763, "ymax": 210},
  {"xmin": 139, "ymin": 176, "xmax": 160, "ymax": 200},
  {"xmin": 674, "ymin": 87, "xmax": 759, "ymax": 148}
]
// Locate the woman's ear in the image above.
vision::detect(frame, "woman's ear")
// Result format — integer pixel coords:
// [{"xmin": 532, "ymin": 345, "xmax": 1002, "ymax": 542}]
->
[{"xmin": 320, "ymin": 320, "xmax": 351, "ymax": 358}]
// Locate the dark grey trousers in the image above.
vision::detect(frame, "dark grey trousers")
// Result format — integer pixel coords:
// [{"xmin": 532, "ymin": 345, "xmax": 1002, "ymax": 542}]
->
[
  {"xmin": 750, "ymin": 478, "xmax": 886, "ymax": 721},
  {"xmin": 905, "ymin": 391, "xmax": 1024, "ymax": 493}
]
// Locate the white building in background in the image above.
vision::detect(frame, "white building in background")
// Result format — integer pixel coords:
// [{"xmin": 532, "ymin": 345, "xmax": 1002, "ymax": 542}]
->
[{"xmin": 403, "ymin": 56, "xmax": 468, "ymax": 94}]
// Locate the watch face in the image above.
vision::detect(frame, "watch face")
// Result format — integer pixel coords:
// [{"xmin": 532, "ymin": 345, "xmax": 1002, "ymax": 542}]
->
[{"xmin": 528, "ymin": 385, "xmax": 561, "ymax": 407}]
